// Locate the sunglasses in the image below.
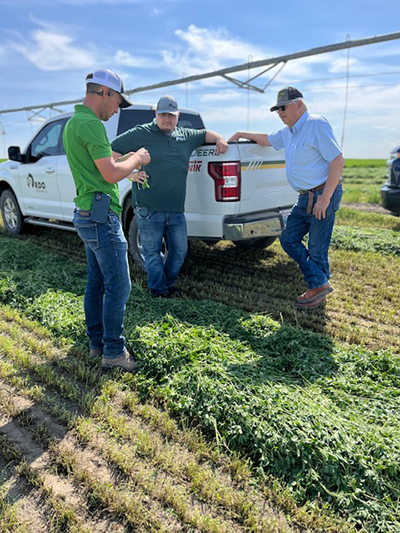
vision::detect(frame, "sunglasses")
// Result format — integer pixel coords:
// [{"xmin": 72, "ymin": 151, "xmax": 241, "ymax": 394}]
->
[
  {"xmin": 276, "ymin": 102, "xmax": 293, "ymax": 111},
  {"xmin": 276, "ymin": 100, "xmax": 297, "ymax": 112}
]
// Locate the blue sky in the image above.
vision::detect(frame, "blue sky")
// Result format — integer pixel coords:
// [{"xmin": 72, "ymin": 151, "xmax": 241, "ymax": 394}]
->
[{"xmin": 0, "ymin": 0, "xmax": 399, "ymax": 158}]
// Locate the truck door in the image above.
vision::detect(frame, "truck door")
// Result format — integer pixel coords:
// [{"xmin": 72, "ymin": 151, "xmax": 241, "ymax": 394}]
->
[{"xmin": 18, "ymin": 118, "xmax": 67, "ymax": 219}]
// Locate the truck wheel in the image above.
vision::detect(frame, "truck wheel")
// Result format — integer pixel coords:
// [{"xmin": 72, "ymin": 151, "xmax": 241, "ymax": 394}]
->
[
  {"xmin": 233, "ymin": 236, "xmax": 277, "ymax": 250},
  {"xmin": 128, "ymin": 217, "xmax": 191, "ymax": 272},
  {"xmin": 0, "ymin": 190, "xmax": 24, "ymax": 235}
]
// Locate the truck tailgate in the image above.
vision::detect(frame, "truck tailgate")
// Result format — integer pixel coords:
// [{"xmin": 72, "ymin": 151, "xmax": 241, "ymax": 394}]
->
[{"xmin": 236, "ymin": 143, "xmax": 297, "ymax": 213}]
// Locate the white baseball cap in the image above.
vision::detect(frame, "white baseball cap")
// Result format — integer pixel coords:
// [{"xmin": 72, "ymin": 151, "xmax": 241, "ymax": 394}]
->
[{"xmin": 86, "ymin": 69, "xmax": 132, "ymax": 108}]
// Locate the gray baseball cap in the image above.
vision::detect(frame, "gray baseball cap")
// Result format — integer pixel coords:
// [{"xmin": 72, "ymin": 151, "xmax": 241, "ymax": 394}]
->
[
  {"xmin": 270, "ymin": 87, "xmax": 303, "ymax": 112},
  {"xmin": 157, "ymin": 95, "xmax": 179, "ymax": 115}
]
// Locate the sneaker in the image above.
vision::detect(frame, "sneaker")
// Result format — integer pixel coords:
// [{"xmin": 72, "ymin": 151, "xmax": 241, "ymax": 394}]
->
[{"xmin": 101, "ymin": 349, "xmax": 137, "ymax": 372}]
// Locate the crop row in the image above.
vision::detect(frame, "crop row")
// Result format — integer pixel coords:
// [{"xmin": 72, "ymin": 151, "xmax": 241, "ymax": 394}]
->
[
  {"xmin": 0, "ymin": 304, "xmax": 348, "ymax": 533},
  {"xmin": 0, "ymin": 234, "xmax": 399, "ymax": 531}
]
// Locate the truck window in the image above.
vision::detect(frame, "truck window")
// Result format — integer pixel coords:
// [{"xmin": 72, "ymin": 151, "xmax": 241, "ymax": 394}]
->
[
  {"xmin": 117, "ymin": 109, "xmax": 205, "ymax": 135},
  {"xmin": 30, "ymin": 120, "xmax": 65, "ymax": 161}
]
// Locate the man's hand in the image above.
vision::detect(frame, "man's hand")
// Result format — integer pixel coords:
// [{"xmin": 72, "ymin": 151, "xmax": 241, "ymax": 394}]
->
[
  {"xmin": 136, "ymin": 147, "xmax": 151, "ymax": 166},
  {"xmin": 216, "ymin": 138, "xmax": 228, "ymax": 155},
  {"xmin": 128, "ymin": 170, "xmax": 149, "ymax": 184},
  {"xmin": 228, "ymin": 132, "xmax": 242, "ymax": 142},
  {"xmin": 228, "ymin": 131, "xmax": 271, "ymax": 146},
  {"xmin": 313, "ymin": 194, "xmax": 331, "ymax": 220}
]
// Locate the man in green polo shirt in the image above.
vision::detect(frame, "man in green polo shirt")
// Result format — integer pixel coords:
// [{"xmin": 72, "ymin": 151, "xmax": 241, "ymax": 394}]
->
[
  {"xmin": 111, "ymin": 95, "xmax": 228, "ymax": 298},
  {"xmin": 63, "ymin": 69, "xmax": 150, "ymax": 371}
]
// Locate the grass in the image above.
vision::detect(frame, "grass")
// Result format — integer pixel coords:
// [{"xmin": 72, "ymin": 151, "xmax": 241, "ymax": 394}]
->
[
  {"xmin": 0, "ymin": 305, "xmax": 347, "ymax": 533},
  {"xmin": 336, "ymin": 207, "xmax": 400, "ymax": 230},
  {"xmin": 0, "ymin": 233, "xmax": 399, "ymax": 531},
  {"xmin": 344, "ymin": 159, "xmax": 386, "ymax": 168},
  {"xmin": 0, "ymin": 162, "xmax": 399, "ymax": 532},
  {"xmin": 331, "ymin": 226, "xmax": 400, "ymax": 255},
  {"xmin": 0, "ymin": 489, "xmax": 29, "ymax": 533},
  {"xmin": 341, "ymin": 165, "xmax": 387, "ymax": 204}
]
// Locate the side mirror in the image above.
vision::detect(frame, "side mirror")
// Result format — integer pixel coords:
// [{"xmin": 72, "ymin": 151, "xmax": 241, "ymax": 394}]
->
[{"xmin": 8, "ymin": 146, "xmax": 22, "ymax": 162}]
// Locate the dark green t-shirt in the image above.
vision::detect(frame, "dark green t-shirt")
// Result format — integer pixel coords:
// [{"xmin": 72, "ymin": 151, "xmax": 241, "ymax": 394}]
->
[
  {"xmin": 63, "ymin": 105, "xmax": 122, "ymax": 215},
  {"xmin": 111, "ymin": 119, "xmax": 206, "ymax": 212}
]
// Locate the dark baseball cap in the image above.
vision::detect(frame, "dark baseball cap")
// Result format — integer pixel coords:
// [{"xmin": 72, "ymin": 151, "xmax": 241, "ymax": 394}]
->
[
  {"xmin": 156, "ymin": 95, "xmax": 179, "ymax": 115},
  {"xmin": 270, "ymin": 87, "xmax": 303, "ymax": 112}
]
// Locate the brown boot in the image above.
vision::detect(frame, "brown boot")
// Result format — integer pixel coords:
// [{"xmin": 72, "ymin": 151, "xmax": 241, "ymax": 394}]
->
[
  {"xmin": 296, "ymin": 283, "xmax": 333, "ymax": 304},
  {"xmin": 296, "ymin": 295, "xmax": 327, "ymax": 310}
]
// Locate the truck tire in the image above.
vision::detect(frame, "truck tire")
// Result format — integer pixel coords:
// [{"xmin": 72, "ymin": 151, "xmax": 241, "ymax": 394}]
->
[
  {"xmin": 128, "ymin": 217, "xmax": 191, "ymax": 272},
  {"xmin": 1, "ymin": 189, "xmax": 24, "ymax": 235},
  {"xmin": 233, "ymin": 236, "xmax": 276, "ymax": 250}
]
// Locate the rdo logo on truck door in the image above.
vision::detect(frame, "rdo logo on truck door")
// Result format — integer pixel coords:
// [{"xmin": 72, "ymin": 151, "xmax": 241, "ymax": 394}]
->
[{"xmin": 27, "ymin": 174, "xmax": 46, "ymax": 191}]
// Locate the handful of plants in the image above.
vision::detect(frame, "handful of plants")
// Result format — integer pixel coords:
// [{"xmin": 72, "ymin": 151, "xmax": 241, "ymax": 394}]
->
[
  {"xmin": 127, "ymin": 166, "xmax": 150, "ymax": 189},
  {"xmin": 136, "ymin": 166, "xmax": 150, "ymax": 190}
]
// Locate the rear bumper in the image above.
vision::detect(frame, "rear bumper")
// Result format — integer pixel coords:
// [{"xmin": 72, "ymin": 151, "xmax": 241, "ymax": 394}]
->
[
  {"xmin": 380, "ymin": 185, "xmax": 400, "ymax": 214},
  {"xmin": 223, "ymin": 208, "xmax": 292, "ymax": 241}
]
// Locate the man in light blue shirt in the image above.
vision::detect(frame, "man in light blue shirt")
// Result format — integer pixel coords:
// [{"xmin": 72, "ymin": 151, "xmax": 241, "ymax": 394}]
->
[{"xmin": 229, "ymin": 87, "xmax": 344, "ymax": 309}]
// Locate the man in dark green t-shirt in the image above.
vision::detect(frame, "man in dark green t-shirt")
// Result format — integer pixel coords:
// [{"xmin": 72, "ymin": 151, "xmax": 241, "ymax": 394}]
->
[
  {"xmin": 111, "ymin": 95, "xmax": 228, "ymax": 298},
  {"xmin": 63, "ymin": 69, "xmax": 150, "ymax": 372}
]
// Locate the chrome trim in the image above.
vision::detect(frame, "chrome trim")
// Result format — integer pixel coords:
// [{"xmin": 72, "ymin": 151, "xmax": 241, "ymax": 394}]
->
[{"xmin": 224, "ymin": 216, "xmax": 283, "ymax": 241}]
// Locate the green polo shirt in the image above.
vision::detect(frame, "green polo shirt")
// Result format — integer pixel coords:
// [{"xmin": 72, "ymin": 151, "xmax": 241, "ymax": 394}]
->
[
  {"xmin": 63, "ymin": 105, "xmax": 122, "ymax": 215},
  {"xmin": 111, "ymin": 119, "xmax": 206, "ymax": 212}
]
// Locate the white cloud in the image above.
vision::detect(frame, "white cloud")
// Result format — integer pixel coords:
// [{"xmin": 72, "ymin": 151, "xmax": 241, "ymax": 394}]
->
[
  {"xmin": 150, "ymin": 7, "xmax": 165, "ymax": 16},
  {"xmin": 328, "ymin": 57, "xmax": 359, "ymax": 74},
  {"xmin": 114, "ymin": 50, "xmax": 155, "ymax": 68},
  {"xmin": 9, "ymin": 28, "xmax": 95, "ymax": 71},
  {"xmin": 161, "ymin": 24, "xmax": 268, "ymax": 77},
  {"xmin": 160, "ymin": 26, "xmax": 366, "ymax": 92}
]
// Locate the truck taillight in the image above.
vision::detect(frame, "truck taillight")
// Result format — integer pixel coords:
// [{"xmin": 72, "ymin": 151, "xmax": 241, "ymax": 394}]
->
[{"xmin": 208, "ymin": 161, "xmax": 241, "ymax": 202}]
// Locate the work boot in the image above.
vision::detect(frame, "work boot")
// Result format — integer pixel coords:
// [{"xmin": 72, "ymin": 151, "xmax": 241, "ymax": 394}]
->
[
  {"xmin": 101, "ymin": 349, "xmax": 137, "ymax": 372},
  {"xmin": 296, "ymin": 283, "xmax": 333, "ymax": 304},
  {"xmin": 296, "ymin": 295, "xmax": 327, "ymax": 310}
]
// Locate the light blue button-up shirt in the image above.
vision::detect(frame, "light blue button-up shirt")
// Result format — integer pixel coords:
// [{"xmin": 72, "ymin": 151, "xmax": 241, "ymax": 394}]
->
[{"xmin": 268, "ymin": 112, "xmax": 342, "ymax": 192}]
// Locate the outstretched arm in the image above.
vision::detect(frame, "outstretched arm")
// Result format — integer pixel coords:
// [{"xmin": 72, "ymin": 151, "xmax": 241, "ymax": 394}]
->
[
  {"xmin": 205, "ymin": 130, "xmax": 229, "ymax": 154},
  {"xmin": 228, "ymin": 131, "xmax": 271, "ymax": 146}
]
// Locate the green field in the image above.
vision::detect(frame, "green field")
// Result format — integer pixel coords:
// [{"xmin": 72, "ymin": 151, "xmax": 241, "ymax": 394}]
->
[
  {"xmin": 344, "ymin": 159, "xmax": 386, "ymax": 168},
  {"xmin": 341, "ymin": 164, "xmax": 387, "ymax": 204},
  {"xmin": 0, "ymin": 163, "xmax": 399, "ymax": 533}
]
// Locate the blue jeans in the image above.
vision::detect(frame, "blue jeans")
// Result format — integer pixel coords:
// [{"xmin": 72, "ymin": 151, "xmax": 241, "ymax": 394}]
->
[
  {"xmin": 73, "ymin": 210, "xmax": 131, "ymax": 358},
  {"xmin": 134, "ymin": 207, "xmax": 187, "ymax": 295},
  {"xmin": 279, "ymin": 184, "xmax": 342, "ymax": 289}
]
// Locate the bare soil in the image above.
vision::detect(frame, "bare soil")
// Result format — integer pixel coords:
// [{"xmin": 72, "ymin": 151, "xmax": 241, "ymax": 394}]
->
[{"xmin": 341, "ymin": 201, "xmax": 394, "ymax": 215}]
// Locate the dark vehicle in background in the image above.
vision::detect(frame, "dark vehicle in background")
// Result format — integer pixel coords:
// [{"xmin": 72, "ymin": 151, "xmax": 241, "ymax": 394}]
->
[{"xmin": 381, "ymin": 145, "xmax": 400, "ymax": 215}]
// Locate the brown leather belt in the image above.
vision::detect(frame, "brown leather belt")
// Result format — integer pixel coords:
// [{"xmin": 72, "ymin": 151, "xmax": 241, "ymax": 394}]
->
[{"xmin": 299, "ymin": 183, "xmax": 326, "ymax": 215}]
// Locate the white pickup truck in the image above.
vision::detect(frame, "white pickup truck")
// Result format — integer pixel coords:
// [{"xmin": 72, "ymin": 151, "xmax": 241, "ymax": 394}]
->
[{"xmin": 0, "ymin": 104, "xmax": 297, "ymax": 267}]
